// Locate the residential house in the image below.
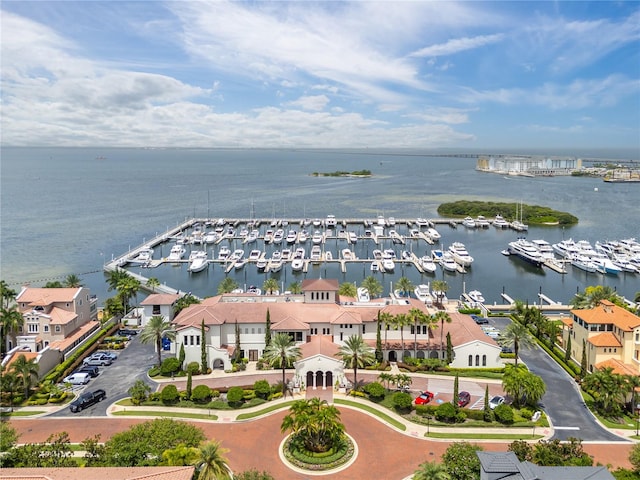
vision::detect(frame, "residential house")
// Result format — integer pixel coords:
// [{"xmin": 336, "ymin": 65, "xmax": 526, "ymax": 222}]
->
[
  {"xmin": 139, "ymin": 293, "xmax": 180, "ymax": 326},
  {"xmin": 562, "ymin": 300, "xmax": 640, "ymax": 374},
  {"xmin": 169, "ymin": 278, "xmax": 502, "ymax": 383}
]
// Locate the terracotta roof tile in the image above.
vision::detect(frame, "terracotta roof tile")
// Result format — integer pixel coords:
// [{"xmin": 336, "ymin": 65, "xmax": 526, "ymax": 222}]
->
[
  {"xmin": 595, "ymin": 358, "xmax": 638, "ymax": 376},
  {"xmin": 140, "ymin": 293, "xmax": 181, "ymax": 306},
  {"xmin": 16, "ymin": 287, "xmax": 81, "ymax": 306},
  {"xmin": 587, "ymin": 332, "xmax": 622, "ymax": 347},
  {"xmin": 272, "ymin": 316, "xmax": 310, "ymax": 331},
  {"xmin": 48, "ymin": 307, "xmax": 77, "ymax": 325},
  {"xmin": 49, "ymin": 321, "xmax": 99, "ymax": 351},
  {"xmin": 301, "ymin": 278, "xmax": 339, "ymax": 291},
  {"xmin": 300, "ymin": 335, "xmax": 340, "ymax": 359},
  {"xmin": 572, "ymin": 301, "xmax": 640, "ymax": 332},
  {"xmin": 0, "ymin": 466, "xmax": 195, "ymax": 480}
]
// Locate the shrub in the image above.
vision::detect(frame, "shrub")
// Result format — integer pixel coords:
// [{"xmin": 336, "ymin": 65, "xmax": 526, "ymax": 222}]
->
[
  {"xmin": 160, "ymin": 384, "xmax": 179, "ymax": 405},
  {"xmin": 415, "ymin": 404, "xmax": 438, "ymax": 417},
  {"xmin": 211, "ymin": 390, "xmax": 221, "ymax": 398},
  {"xmin": 494, "ymin": 403, "xmax": 514, "ymax": 424},
  {"xmin": 191, "ymin": 385, "xmax": 212, "ymax": 404},
  {"xmin": 187, "ymin": 362, "xmax": 200, "ymax": 374},
  {"xmin": 435, "ymin": 402, "xmax": 458, "ymax": 423},
  {"xmin": 349, "ymin": 390, "xmax": 366, "ymax": 398},
  {"xmin": 364, "ymin": 382, "xmax": 385, "ymax": 399},
  {"xmin": 148, "ymin": 367, "xmax": 160, "ymax": 377},
  {"xmin": 149, "ymin": 392, "xmax": 161, "ymax": 402},
  {"xmin": 253, "ymin": 380, "xmax": 271, "ymax": 399},
  {"xmin": 227, "ymin": 386, "xmax": 244, "ymax": 406},
  {"xmin": 271, "ymin": 392, "xmax": 283, "ymax": 400},
  {"xmin": 464, "ymin": 409, "xmax": 486, "ymax": 421},
  {"xmin": 520, "ymin": 407, "xmax": 534, "ymax": 421},
  {"xmin": 160, "ymin": 357, "xmax": 181, "ymax": 376},
  {"xmin": 243, "ymin": 390, "xmax": 256, "ymax": 401},
  {"xmin": 392, "ymin": 392, "xmax": 413, "ymax": 411}
]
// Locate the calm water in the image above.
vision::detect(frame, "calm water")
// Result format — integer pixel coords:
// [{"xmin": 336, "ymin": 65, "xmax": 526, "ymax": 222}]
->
[{"xmin": 1, "ymin": 147, "xmax": 638, "ymax": 305}]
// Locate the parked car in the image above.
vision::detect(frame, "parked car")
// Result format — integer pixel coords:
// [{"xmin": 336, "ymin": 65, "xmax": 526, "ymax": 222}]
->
[
  {"xmin": 63, "ymin": 373, "xmax": 90, "ymax": 385},
  {"xmin": 501, "ymin": 346, "xmax": 514, "ymax": 354},
  {"xmin": 489, "ymin": 395, "xmax": 505, "ymax": 410},
  {"xmin": 83, "ymin": 355, "xmax": 112, "ymax": 367},
  {"xmin": 474, "ymin": 317, "xmax": 489, "ymax": 325},
  {"xmin": 117, "ymin": 329, "xmax": 138, "ymax": 336},
  {"xmin": 414, "ymin": 391, "xmax": 434, "ymax": 405},
  {"xmin": 94, "ymin": 351, "xmax": 118, "ymax": 361},
  {"xmin": 75, "ymin": 365, "xmax": 100, "ymax": 378},
  {"xmin": 69, "ymin": 389, "xmax": 106, "ymax": 413},
  {"xmin": 457, "ymin": 391, "xmax": 471, "ymax": 407}
]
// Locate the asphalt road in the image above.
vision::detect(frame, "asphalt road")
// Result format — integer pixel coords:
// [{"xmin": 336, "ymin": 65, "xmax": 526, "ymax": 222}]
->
[
  {"xmin": 51, "ymin": 335, "xmax": 160, "ymax": 417},
  {"xmin": 490, "ymin": 316, "xmax": 626, "ymax": 442}
]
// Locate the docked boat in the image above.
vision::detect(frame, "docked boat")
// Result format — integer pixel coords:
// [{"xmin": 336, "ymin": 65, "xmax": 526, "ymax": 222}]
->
[
  {"xmin": 341, "ymin": 248, "xmax": 354, "ymax": 260},
  {"xmin": 298, "ymin": 230, "xmax": 309, "ymax": 243},
  {"xmin": 370, "ymin": 262, "xmax": 379, "ymax": 273},
  {"xmin": 348, "ymin": 231, "xmax": 358, "ymax": 244},
  {"xmin": 249, "ymin": 249, "xmax": 262, "ymax": 261},
  {"xmin": 440, "ymin": 252, "xmax": 458, "ymax": 272},
  {"xmin": 420, "ymin": 256, "xmax": 437, "ymax": 274},
  {"xmin": 414, "ymin": 284, "xmax": 434, "ymax": 305},
  {"xmin": 382, "ymin": 259, "xmax": 395, "ymax": 272},
  {"xmin": 234, "ymin": 258, "xmax": 248, "ymax": 269},
  {"xmin": 310, "ymin": 245, "xmax": 321, "ymax": 261},
  {"xmin": 611, "ymin": 254, "xmax": 639, "ymax": 273},
  {"xmin": 592, "ymin": 257, "xmax": 622, "ymax": 275},
  {"xmin": 256, "ymin": 258, "xmax": 267, "ymax": 271},
  {"xmin": 203, "ymin": 231, "xmax": 218, "ymax": 244},
  {"xmin": 281, "ymin": 248, "xmax": 292, "ymax": 261},
  {"xmin": 264, "ymin": 229, "xmax": 274, "ymax": 243},
  {"xmin": 462, "ymin": 216, "xmax": 477, "ymax": 228},
  {"xmin": 553, "ymin": 239, "xmax": 580, "ymax": 258},
  {"xmin": 448, "ymin": 242, "xmax": 474, "ymax": 267},
  {"xmin": 382, "ymin": 249, "xmax": 396, "ymax": 260},
  {"xmin": 510, "ymin": 219, "xmax": 528, "ymax": 232},
  {"xmin": 372, "ymin": 249, "xmax": 383, "ymax": 260},
  {"xmin": 130, "ymin": 247, "xmax": 153, "ymax": 265},
  {"xmin": 467, "ymin": 290, "xmax": 485, "ymax": 303},
  {"xmin": 507, "ymin": 239, "xmax": 544, "ymax": 267},
  {"xmin": 492, "ymin": 215, "xmax": 509, "ymax": 229},
  {"xmin": 389, "ymin": 230, "xmax": 405, "ymax": 244},
  {"xmin": 325, "ymin": 214, "xmax": 337, "ymax": 228},
  {"xmin": 401, "ymin": 250, "xmax": 412, "ymax": 260},
  {"xmin": 356, "ymin": 287, "xmax": 370, "ymax": 302},
  {"xmin": 416, "ymin": 218, "xmax": 429, "ymax": 228},
  {"xmin": 270, "ymin": 258, "xmax": 283, "ymax": 272},
  {"xmin": 312, "ymin": 218, "xmax": 322, "ymax": 227},
  {"xmin": 571, "ymin": 254, "xmax": 598, "ymax": 273},
  {"xmin": 247, "ymin": 285, "xmax": 262, "ymax": 295},
  {"xmin": 531, "ymin": 239, "xmax": 555, "ymax": 260},
  {"xmin": 218, "ymin": 246, "xmax": 231, "ymax": 260},
  {"xmin": 294, "ymin": 247, "xmax": 306, "ymax": 259},
  {"xmin": 476, "ymin": 215, "xmax": 490, "ymax": 228},
  {"xmin": 426, "ymin": 228, "xmax": 441, "ymax": 241},
  {"xmin": 188, "ymin": 251, "xmax": 208, "ymax": 273},
  {"xmin": 312, "ymin": 231, "xmax": 323, "ymax": 244},
  {"xmin": 286, "ymin": 230, "xmax": 298, "ymax": 244},
  {"xmin": 431, "ymin": 249, "xmax": 444, "ymax": 263},
  {"xmin": 167, "ymin": 244, "xmax": 186, "ymax": 262},
  {"xmin": 229, "ymin": 249, "xmax": 245, "ymax": 262},
  {"xmin": 272, "ymin": 229, "xmax": 285, "ymax": 244},
  {"xmin": 246, "ymin": 230, "xmax": 259, "ymax": 244},
  {"xmin": 325, "ymin": 251, "xmax": 333, "ymax": 261},
  {"xmin": 291, "ymin": 258, "xmax": 304, "ymax": 271}
]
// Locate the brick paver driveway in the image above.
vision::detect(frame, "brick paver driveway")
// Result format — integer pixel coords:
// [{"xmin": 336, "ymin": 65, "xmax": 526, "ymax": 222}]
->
[{"xmin": 10, "ymin": 410, "xmax": 634, "ymax": 477}]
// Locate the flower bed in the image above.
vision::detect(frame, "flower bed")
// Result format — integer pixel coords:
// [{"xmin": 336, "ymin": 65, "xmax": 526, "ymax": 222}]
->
[{"xmin": 282, "ymin": 435, "xmax": 354, "ymax": 471}]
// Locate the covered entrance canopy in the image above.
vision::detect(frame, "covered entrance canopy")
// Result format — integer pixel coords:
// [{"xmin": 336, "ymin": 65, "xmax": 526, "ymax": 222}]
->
[{"xmin": 294, "ymin": 336, "xmax": 345, "ymax": 390}]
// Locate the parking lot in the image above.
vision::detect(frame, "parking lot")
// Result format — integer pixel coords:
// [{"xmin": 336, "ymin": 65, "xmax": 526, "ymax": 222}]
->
[{"xmin": 51, "ymin": 334, "xmax": 160, "ymax": 417}]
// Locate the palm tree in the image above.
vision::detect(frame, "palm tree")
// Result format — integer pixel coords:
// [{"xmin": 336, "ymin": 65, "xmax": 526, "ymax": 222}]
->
[
  {"xmin": 63, "ymin": 274, "xmax": 83, "ymax": 288},
  {"xmin": 407, "ymin": 307, "xmax": 429, "ymax": 358},
  {"xmin": 502, "ymin": 363, "xmax": 546, "ymax": 408},
  {"xmin": 336, "ymin": 335, "xmax": 375, "ymax": 391},
  {"xmin": 1, "ymin": 306, "xmax": 24, "ymax": 355},
  {"xmin": 396, "ymin": 276, "xmax": 414, "ymax": 298},
  {"xmin": 146, "ymin": 277, "xmax": 160, "ymax": 292},
  {"xmin": 431, "ymin": 279, "xmax": 449, "ymax": 307},
  {"xmin": 378, "ymin": 372, "xmax": 394, "ymax": 391},
  {"xmin": 193, "ymin": 440, "xmax": 232, "ymax": 480},
  {"xmin": 105, "ymin": 268, "xmax": 130, "ymax": 292},
  {"xmin": 139, "ymin": 315, "xmax": 175, "ymax": 367},
  {"xmin": 287, "ymin": 281, "xmax": 302, "ymax": 294},
  {"xmin": 413, "ymin": 460, "xmax": 451, "ymax": 480},
  {"xmin": 394, "ymin": 314, "xmax": 408, "ymax": 360},
  {"xmin": 10, "ymin": 354, "xmax": 39, "ymax": 398},
  {"xmin": 281, "ymin": 398, "xmax": 344, "ymax": 453},
  {"xmin": 380, "ymin": 311, "xmax": 393, "ymax": 354},
  {"xmin": 0, "ymin": 280, "xmax": 17, "ymax": 309},
  {"xmin": 502, "ymin": 321, "xmax": 536, "ymax": 366},
  {"xmin": 338, "ymin": 282, "xmax": 357, "ymax": 298},
  {"xmin": 116, "ymin": 275, "xmax": 141, "ymax": 314},
  {"xmin": 433, "ymin": 310, "xmax": 452, "ymax": 356},
  {"xmin": 218, "ymin": 277, "xmax": 239, "ymax": 295},
  {"xmin": 362, "ymin": 276, "xmax": 383, "ymax": 298},
  {"xmin": 582, "ymin": 367, "xmax": 626, "ymax": 416},
  {"xmin": 262, "ymin": 332, "xmax": 302, "ymax": 395},
  {"xmin": 262, "ymin": 278, "xmax": 279, "ymax": 295},
  {"xmin": 570, "ymin": 285, "xmax": 620, "ymax": 309}
]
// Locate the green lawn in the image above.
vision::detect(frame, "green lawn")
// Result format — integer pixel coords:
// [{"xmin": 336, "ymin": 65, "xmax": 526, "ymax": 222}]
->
[
  {"xmin": 236, "ymin": 401, "xmax": 295, "ymax": 420},
  {"xmin": 111, "ymin": 410, "xmax": 218, "ymax": 420},
  {"xmin": 0, "ymin": 410, "xmax": 46, "ymax": 417},
  {"xmin": 426, "ymin": 432, "xmax": 544, "ymax": 440},
  {"xmin": 334, "ymin": 399, "xmax": 406, "ymax": 431}
]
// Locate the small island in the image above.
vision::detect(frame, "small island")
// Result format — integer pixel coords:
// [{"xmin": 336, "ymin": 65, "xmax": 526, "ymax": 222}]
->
[
  {"xmin": 311, "ymin": 169, "xmax": 372, "ymax": 177},
  {"xmin": 437, "ymin": 200, "xmax": 578, "ymax": 226}
]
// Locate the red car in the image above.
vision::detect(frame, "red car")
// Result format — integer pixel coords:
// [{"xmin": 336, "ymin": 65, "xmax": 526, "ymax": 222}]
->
[
  {"xmin": 414, "ymin": 391, "xmax": 434, "ymax": 405},
  {"xmin": 458, "ymin": 391, "xmax": 471, "ymax": 407}
]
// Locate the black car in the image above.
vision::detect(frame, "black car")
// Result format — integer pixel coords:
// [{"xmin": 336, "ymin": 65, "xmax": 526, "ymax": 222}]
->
[
  {"xmin": 117, "ymin": 329, "xmax": 138, "ymax": 336},
  {"xmin": 69, "ymin": 389, "xmax": 106, "ymax": 413},
  {"xmin": 75, "ymin": 365, "xmax": 100, "ymax": 377}
]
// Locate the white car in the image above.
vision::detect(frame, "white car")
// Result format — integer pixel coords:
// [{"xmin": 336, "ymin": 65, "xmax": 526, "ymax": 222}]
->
[
  {"xmin": 63, "ymin": 373, "xmax": 90, "ymax": 385},
  {"xmin": 489, "ymin": 395, "xmax": 505, "ymax": 410}
]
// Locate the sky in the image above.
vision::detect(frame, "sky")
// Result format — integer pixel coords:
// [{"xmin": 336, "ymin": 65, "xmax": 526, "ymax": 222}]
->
[{"xmin": 1, "ymin": 1, "xmax": 639, "ymax": 150}]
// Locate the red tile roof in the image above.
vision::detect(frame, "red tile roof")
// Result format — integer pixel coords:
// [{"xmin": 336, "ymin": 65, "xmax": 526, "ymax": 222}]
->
[
  {"xmin": 595, "ymin": 358, "xmax": 638, "ymax": 376},
  {"xmin": 300, "ymin": 335, "xmax": 340, "ymax": 359},
  {"xmin": 301, "ymin": 278, "xmax": 339, "ymax": 291},
  {"xmin": 0, "ymin": 466, "xmax": 195, "ymax": 480},
  {"xmin": 140, "ymin": 293, "xmax": 181, "ymax": 306},
  {"xmin": 16, "ymin": 287, "xmax": 81, "ymax": 306},
  {"xmin": 587, "ymin": 332, "xmax": 622, "ymax": 347},
  {"xmin": 571, "ymin": 300, "xmax": 640, "ymax": 332}
]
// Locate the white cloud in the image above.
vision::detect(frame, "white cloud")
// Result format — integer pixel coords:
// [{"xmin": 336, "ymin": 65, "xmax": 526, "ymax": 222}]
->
[
  {"xmin": 285, "ymin": 95, "xmax": 330, "ymax": 112},
  {"xmin": 410, "ymin": 33, "xmax": 505, "ymax": 58}
]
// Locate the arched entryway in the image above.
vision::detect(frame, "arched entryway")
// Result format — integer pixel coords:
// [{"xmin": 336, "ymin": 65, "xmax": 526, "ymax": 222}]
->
[
  {"xmin": 306, "ymin": 370, "xmax": 334, "ymax": 389},
  {"xmin": 388, "ymin": 351, "xmax": 397, "ymax": 362},
  {"xmin": 417, "ymin": 351, "xmax": 425, "ymax": 359},
  {"xmin": 212, "ymin": 358, "xmax": 225, "ymax": 369}
]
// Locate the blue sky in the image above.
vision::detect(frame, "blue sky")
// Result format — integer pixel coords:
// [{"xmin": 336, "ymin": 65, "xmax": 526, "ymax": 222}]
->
[{"xmin": 1, "ymin": 1, "xmax": 638, "ymax": 149}]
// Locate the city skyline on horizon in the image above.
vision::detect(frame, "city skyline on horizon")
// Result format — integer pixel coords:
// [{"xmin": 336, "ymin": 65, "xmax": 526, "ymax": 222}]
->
[{"xmin": 1, "ymin": 1, "xmax": 639, "ymax": 150}]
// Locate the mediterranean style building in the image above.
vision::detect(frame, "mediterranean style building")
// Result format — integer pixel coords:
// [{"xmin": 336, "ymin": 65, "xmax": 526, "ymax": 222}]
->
[
  {"xmin": 562, "ymin": 300, "xmax": 640, "ymax": 375},
  {"xmin": 169, "ymin": 279, "xmax": 502, "ymax": 387}
]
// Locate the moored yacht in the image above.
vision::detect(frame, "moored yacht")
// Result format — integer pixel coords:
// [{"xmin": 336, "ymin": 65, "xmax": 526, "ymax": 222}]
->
[
  {"xmin": 249, "ymin": 249, "xmax": 262, "ymax": 261},
  {"xmin": 531, "ymin": 239, "xmax": 555, "ymax": 260},
  {"xmin": 167, "ymin": 244, "xmax": 186, "ymax": 262},
  {"xmin": 420, "ymin": 256, "xmax": 437, "ymax": 274},
  {"xmin": 476, "ymin": 216, "xmax": 490, "ymax": 228},
  {"xmin": 448, "ymin": 242, "xmax": 474, "ymax": 267},
  {"xmin": 414, "ymin": 284, "xmax": 434, "ymax": 305},
  {"xmin": 467, "ymin": 290, "xmax": 485, "ymax": 303},
  {"xmin": 130, "ymin": 247, "xmax": 153, "ymax": 265},
  {"xmin": 312, "ymin": 231, "xmax": 323, "ymax": 244},
  {"xmin": 272, "ymin": 229, "xmax": 285, "ymax": 244},
  {"xmin": 441, "ymin": 252, "xmax": 458, "ymax": 272},
  {"xmin": 426, "ymin": 227, "xmax": 441, "ymax": 241},
  {"xmin": 325, "ymin": 214, "xmax": 337, "ymax": 228},
  {"xmin": 188, "ymin": 250, "xmax": 208, "ymax": 273},
  {"xmin": 553, "ymin": 239, "xmax": 580, "ymax": 258},
  {"xmin": 310, "ymin": 245, "xmax": 322, "ymax": 261},
  {"xmin": 218, "ymin": 246, "xmax": 231, "ymax": 260},
  {"xmin": 571, "ymin": 254, "xmax": 598, "ymax": 273},
  {"xmin": 462, "ymin": 216, "xmax": 477, "ymax": 228},
  {"xmin": 286, "ymin": 230, "xmax": 298, "ymax": 244},
  {"xmin": 492, "ymin": 215, "xmax": 509, "ymax": 229},
  {"xmin": 507, "ymin": 239, "xmax": 544, "ymax": 267}
]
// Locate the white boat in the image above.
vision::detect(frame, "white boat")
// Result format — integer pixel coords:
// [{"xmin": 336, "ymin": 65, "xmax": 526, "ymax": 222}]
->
[
  {"xmin": 291, "ymin": 258, "xmax": 304, "ymax": 271},
  {"xmin": 386, "ymin": 216, "xmax": 396, "ymax": 227},
  {"xmin": 510, "ymin": 220, "xmax": 528, "ymax": 231},
  {"xmin": 431, "ymin": 249, "xmax": 444, "ymax": 262},
  {"xmin": 341, "ymin": 248, "xmax": 354, "ymax": 260},
  {"xmin": 249, "ymin": 249, "xmax": 262, "ymax": 261},
  {"xmin": 246, "ymin": 230, "xmax": 259, "ymax": 244},
  {"xmin": 531, "ymin": 239, "xmax": 555, "ymax": 260},
  {"xmin": 203, "ymin": 231, "xmax": 218, "ymax": 244},
  {"xmin": 272, "ymin": 229, "xmax": 284, "ymax": 244},
  {"xmin": 553, "ymin": 239, "xmax": 580, "ymax": 258},
  {"xmin": 218, "ymin": 246, "xmax": 231, "ymax": 260},
  {"xmin": 281, "ymin": 248, "xmax": 292, "ymax": 261},
  {"xmin": 467, "ymin": 290, "xmax": 485, "ymax": 303},
  {"xmin": 372, "ymin": 249, "xmax": 383, "ymax": 260},
  {"xmin": 493, "ymin": 215, "xmax": 509, "ymax": 229},
  {"xmin": 448, "ymin": 242, "xmax": 474, "ymax": 267},
  {"xmin": 312, "ymin": 231, "xmax": 323, "ymax": 244},
  {"xmin": 611, "ymin": 254, "xmax": 639, "ymax": 273},
  {"xmin": 286, "ymin": 230, "xmax": 298, "ymax": 244},
  {"xmin": 370, "ymin": 262, "xmax": 379, "ymax": 273},
  {"xmin": 270, "ymin": 258, "xmax": 283, "ymax": 272},
  {"xmin": 325, "ymin": 214, "xmax": 337, "ymax": 228},
  {"xmin": 592, "ymin": 257, "xmax": 622, "ymax": 275},
  {"xmin": 426, "ymin": 227, "xmax": 441, "ymax": 241},
  {"xmin": 229, "ymin": 249, "xmax": 245, "ymax": 261},
  {"xmin": 357, "ymin": 287, "xmax": 370, "ymax": 302},
  {"xmin": 382, "ymin": 249, "xmax": 396, "ymax": 260},
  {"xmin": 130, "ymin": 247, "xmax": 153, "ymax": 265},
  {"xmin": 571, "ymin": 254, "xmax": 598, "ymax": 273},
  {"xmin": 234, "ymin": 258, "xmax": 248, "ymax": 269},
  {"xmin": 462, "ymin": 216, "xmax": 477, "ymax": 228},
  {"xmin": 401, "ymin": 250, "xmax": 412, "ymax": 260},
  {"xmin": 441, "ymin": 252, "xmax": 458, "ymax": 272},
  {"xmin": 167, "ymin": 244, "xmax": 186, "ymax": 262},
  {"xmin": 312, "ymin": 218, "xmax": 322, "ymax": 227},
  {"xmin": 325, "ymin": 251, "xmax": 333, "ymax": 261},
  {"xmin": 264, "ymin": 229, "xmax": 274, "ymax": 243},
  {"xmin": 389, "ymin": 230, "xmax": 405, "ymax": 244},
  {"xmin": 415, "ymin": 218, "xmax": 429, "ymax": 228},
  {"xmin": 414, "ymin": 284, "xmax": 434, "ymax": 305},
  {"xmin": 348, "ymin": 231, "xmax": 358, "ymax": 244},
  {"xmin": 377, "ymin": 214, "xmax": 386, "ymax": 226},
  {"xmin": 476, "ymin": 216, "xmax": 490, "ymax": 228},
  {"xmin": 310, "ymin": 245, "xmax": 322, "ymax": 261},
  {"xmin": 382, "ymin": 259, "xmax": 395, "ymax": 272},
  {"xmin": 507, "ymin": 239, "xmax": 544, "ymax": 267},
  {"xmin": 298, "ymin": 230, "xmax": 309, "ymax": 243},
  {"xmin": 432, "ymin": 289, "xmax": 448, "ymax": 304},
  {"xmin": 256, "ymin": 258, "xmax": 267, "ymax": 271},
  {"xmin": 420, "ymin": 256, "xmax": 437, "ymax": 273},
  {"xmin": 247, "ymin": 285, "xmax": 262, "ymax": 295},
  {"xmin": 188, "ymin": 251, "xmax": 208, "ymax": 273}
]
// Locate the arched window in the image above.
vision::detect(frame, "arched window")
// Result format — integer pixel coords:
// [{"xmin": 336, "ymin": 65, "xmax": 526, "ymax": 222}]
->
[
  {"xmin": 475, "ymin": 354, "xmax": 480, "ymax": 366},
  {"xmin": 482, "ymin": 355, "xmax": 486, "ymax": 366},
  {"xmin": 468, "ymin": 355, "xmax": 473, "ymax": 366}
]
